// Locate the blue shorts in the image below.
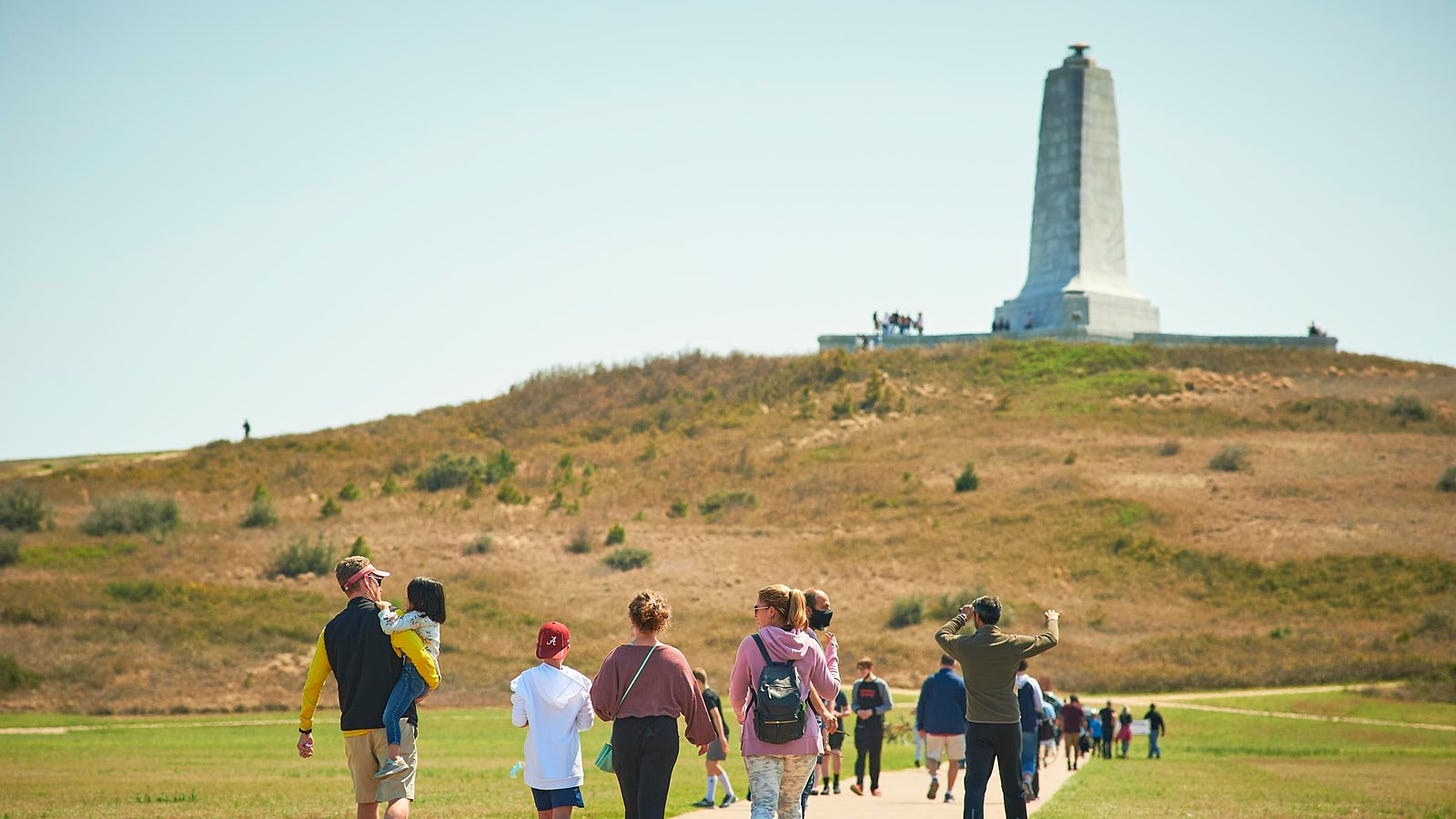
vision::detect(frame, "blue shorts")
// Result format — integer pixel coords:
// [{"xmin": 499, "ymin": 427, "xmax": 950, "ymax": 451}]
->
[{"xmin": 531, "ymin": 786, "xmax": 584, "ymax": 812}]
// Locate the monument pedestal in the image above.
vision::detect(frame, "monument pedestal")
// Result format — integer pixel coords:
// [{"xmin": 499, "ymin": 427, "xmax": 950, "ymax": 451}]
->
[{"xmin": 996, "ymin": 289, "xmax": 1160, "ymax": 339}]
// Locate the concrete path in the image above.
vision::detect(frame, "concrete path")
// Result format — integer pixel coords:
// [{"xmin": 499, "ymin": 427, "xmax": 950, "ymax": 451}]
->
[{"xmin": 712, "ymin": 752, "xmax": 1082, "ymax": 818}]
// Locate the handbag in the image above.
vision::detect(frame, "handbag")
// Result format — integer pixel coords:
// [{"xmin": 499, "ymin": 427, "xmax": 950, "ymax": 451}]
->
[{"xmin": 593, "ymin": 645, "xmax": 657, "ymax": 774}]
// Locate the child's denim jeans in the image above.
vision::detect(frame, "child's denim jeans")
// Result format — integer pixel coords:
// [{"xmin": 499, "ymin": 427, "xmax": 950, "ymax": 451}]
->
[{"xmin": 383, "ymin": 660, "xmax": 427, "ymax": 746}]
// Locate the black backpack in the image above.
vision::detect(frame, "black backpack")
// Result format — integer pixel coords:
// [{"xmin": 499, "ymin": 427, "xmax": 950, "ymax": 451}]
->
[{"xmin": 750, "ymin": 634, "xmax": 805, "ymax": 743}]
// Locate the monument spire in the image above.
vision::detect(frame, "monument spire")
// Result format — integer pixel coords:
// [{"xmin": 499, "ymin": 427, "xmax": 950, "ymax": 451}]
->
[{"xmin": 994, "ymin": 44, "xmax": 1160, "ymax": 338}]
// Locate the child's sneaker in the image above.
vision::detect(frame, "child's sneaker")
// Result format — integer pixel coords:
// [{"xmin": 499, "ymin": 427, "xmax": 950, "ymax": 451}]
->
[{"xmin": 374, "ymin": 756, "xmax": 409, "ymax": 779}]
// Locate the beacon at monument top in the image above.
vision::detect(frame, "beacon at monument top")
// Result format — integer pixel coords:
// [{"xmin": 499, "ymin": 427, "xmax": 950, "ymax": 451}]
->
[{"xmin": 993, "ymin": 44, "xmax": 1161, "ymax": 339}]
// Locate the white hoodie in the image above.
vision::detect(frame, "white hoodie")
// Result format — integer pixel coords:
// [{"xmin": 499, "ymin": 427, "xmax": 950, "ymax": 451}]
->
[{"xmin": 510, "ymin": 663, "xmax": 594, "ymax": 790}]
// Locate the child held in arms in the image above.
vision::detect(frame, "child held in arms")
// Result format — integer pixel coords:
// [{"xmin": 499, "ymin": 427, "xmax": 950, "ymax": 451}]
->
[{"xmin": 374, "ymin": 577, "xmax": 447, "ymax": 779}]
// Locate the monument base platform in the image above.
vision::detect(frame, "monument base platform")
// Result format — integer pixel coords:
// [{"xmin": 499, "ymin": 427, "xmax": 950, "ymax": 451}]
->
[
  {"xmin": 994, "ymin": 290, "xmax": 1161, "ymax": 340},
  {"xmin": 817, "ymin": 328, "xmax": 1338, "ymax": 353}
]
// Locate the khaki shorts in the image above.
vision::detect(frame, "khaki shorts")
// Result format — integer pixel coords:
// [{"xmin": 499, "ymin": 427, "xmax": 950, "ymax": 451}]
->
[
  {"xmin": 344, "ymin": 721, "xmax": 416, "ymax": 805},
  {"xmin": 924, "ymin": 732, "xmax": 966, "ymax": 762},
  {"xmin": 1062, "ymin": 731, "xmax": 1081, "ymax": 753}
]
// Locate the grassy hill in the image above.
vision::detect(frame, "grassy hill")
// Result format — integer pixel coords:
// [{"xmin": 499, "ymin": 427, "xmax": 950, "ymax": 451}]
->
[{"xmin": 1, "ymin": 340, "xmax": 1454, "ymax": 716}]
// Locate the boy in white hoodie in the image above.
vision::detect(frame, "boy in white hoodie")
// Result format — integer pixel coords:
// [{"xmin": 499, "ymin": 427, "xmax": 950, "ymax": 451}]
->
[{"xmin": 511, "ymin": 621, "xmax": 595, "ymax": 819}]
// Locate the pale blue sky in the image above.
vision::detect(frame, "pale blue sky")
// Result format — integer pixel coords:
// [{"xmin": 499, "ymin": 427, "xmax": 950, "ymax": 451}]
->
[{"xmin": 3, "ymin": 1, "xmax": 1453, "ymax": 460}]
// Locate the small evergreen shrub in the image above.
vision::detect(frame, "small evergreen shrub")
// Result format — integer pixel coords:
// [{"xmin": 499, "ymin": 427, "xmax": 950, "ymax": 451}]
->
[
  {"xmin": 0, "ymin": 654, "xmax": 41, "ymax": 693},
  {"xmin": 348, "ymin": 536, "xmax": 371, "ymax": 559},
  {"xmin": 605, "ymin": 524, "xmax": 626, "ymax": 546},
  {"xmin": 338, "ymin": 483, "xmax": 362, "ymax": 501},
  {"xmin": 954, "ymin": 463, "xmax": 979, "ymax": 493},
  {"xmin": 1390, "ymin": 395, "xmax": 1430, "ymax": 422},
  {"xmin": 699, "ymin": 491, "xmax": 756, "ymax": 516},
  {"xmin": 0, "ymin": 536, "xmax": 19, "ymax": 568},
  {"xmin": 667, "ymin": 498, "xmax": 689, "ymax": 518},
  {"xmin": 830, "ymin": 389, "xmax": 855, "ymax": 420},
  {"xmin": 80, "ymin": 495, "xmax": 180, "ymax": 538},
  {"xmin": 1438, "ymin": 466, "xmax": 1456, "ymax": 493},
  {"xmin": 1064, "ymin": 451, "xmax": 1077, "ymax": 466},
  {"xmin": 0, "ymin": 485, "xmax": 50, "ymax": 532},
  {"xmin": 603, "ymin": 547, "xmax": 651, "ymax": 571},
  {"xmin": 566, "ymin": 528, "xmax": 592, "ymax": 554},
  {"xmin": 1158, "ymin": 440, "xmax": 1182, "ymax": 457},
  {"xmin": 928, "ymin": 590, "xmax": 981, "ymax": 622},
  {"xmin": 1208, "ymin": 445, "xmax": 1250, "ymax": 472},
  {"xmin": 380, "ymin": 474, "xmax": 402, "ymax": 497},
  {"xmin": 465, "ymin": 473, "xmax": 484, "ymax": 499},
  {"xmin": 495, "ymin": 481, "xmax": 528, "ymax": 505},
  {"xmin": 319, "ymin": 497, "xmax": 342, "ymax": 518},
  {"xmin": 464, "ymin": 535, "xmax": 493, "ymax": 555},
  {"xmin": 888, "ymin": 596, "xmax": 924, "ymax": 629},
  {"xmin": 241, "ymin": 484, "xmax": 279, "ymax": 528},
  {"xmin": 415, "ymin": 450, "xmax": 518, "ymax": 493},
  {"xmin": 267, "ymin": 534, "xmax": 335, "ymax": 578}
]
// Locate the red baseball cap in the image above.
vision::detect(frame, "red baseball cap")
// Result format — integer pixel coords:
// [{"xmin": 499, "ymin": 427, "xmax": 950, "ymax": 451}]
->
[
  {"xmin": 536, "ymin": 621, "xmax": 570, "ymax": 661},
  {"xmin": 340, "ymin": 562, "xmax": 390, "ymax": 591}
]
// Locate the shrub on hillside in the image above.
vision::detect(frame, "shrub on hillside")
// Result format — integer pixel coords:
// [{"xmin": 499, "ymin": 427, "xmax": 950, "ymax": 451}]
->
[
  {"xmin": 464, "ymin": 473, "xmax": 484, "ymax": 499},
  {"xmin": 348, "ymin": 536, "xmax": 371, "ymax": 559},
  {"xmin": 1438, "ymin": 466, "xmax": 1456, "ymax": 493},
  {"xmin": 603, "ymin": 547, "xmax": 651, "ymax": 571},
  {"xmin": 605, "ymin": 524, "xmax": 626, "ymax": 546},
  {"xmin": 667, "ymin": 498, "xmax": 689, "ymax": 518},
  {"xmin": 80, "ymin": 495, "xmax": 179, "ymax": 538},
  {"xmin": 1158, "ymin": 440, "xmax": 1182, "ymax": 457},
  {"xmin": 104, "ymin": 579, "xmax": 165, "ymax": 603},
  {"xmin": 267, "ymin": 534, "xmax": 335, "ymax": 578},
  {"xmin": 319, "ymin": 497, "xmax": 342, "ymax": 518},
  {"xmin": 338, "ymin": 483, "xmax": 362, "ymax": 501},
  {"xmin": 1208, "ymin": 445, "xmax": 1250, "ymax": 472},
  {"xmin": 241, "ymin": 484, "xmax": 279, "ymax": 528},
  {"xmin": 830, "ymin": 389, "xmax": 855, "ymax": 420},
  {"xmin": 415, "ymin": 450, "xmax": 518, "ymax": 493},
  {"xmin": 954, "ymin": 463, "xmax": 979, "ymax": 493},
  {"xmin": 566, "ymin": 528, "xmax": 592, "ymax": 554},
  {"xmin": 699, "ymin": 491, "xmax": 756, "ymax": 516},
  {"xmin": 0, "ymin": 536, "xmax": 19, "ymax": 568},
  {"xmin": 1390, "ymin": 395, "xmax": 1430, "ymax": 423},
  {"xmin": 0, "ymin": 654, "xmax": 40, "ymax": 693},
  {"xmin": 888, "ymin": 596, "xmax": 924, "ymax": 629},
  {"xmin": 380, "ymin": 474, "xmax": 402, "ymax": 497},
  {"xmin": 928, "ymin": 590, "xmax": 982, "ymax": 622},
  {"xmin": 464, "ymin": 534, "xmax": 493, "ymax": 555},
  {"xmin": 495, "ymin": 481, "xmax": 528, "ymax": 505},
  {"xmin": 0, "ymin": 485, "xmax": 50, "ymax": 532}
]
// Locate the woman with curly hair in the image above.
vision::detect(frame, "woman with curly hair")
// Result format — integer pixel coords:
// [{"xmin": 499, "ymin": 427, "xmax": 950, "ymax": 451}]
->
[{"xmin": 591, "ymin": 590, "xmax": 716, "ymax": 819}]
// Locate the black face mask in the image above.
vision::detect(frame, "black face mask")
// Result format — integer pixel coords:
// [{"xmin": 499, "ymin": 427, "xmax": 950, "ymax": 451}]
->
[{"xmin": 810, "ymin": 608, "xmax": 833, "ymax": 630}]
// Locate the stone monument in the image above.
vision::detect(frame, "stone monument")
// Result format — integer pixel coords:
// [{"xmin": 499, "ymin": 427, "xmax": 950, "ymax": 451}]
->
[{"xmin": 994, "ymin": 44, "xmax": 1160, "ymax": 339}]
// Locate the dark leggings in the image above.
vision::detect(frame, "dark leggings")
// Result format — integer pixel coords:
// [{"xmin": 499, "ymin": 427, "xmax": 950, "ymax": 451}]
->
[
  {"xmin": 612, "ymin": 716, "xmax": 681, "ymax": 819},
  {"xmin": 963, "ymin": 722, "xmax": 1026, "ymax": 819},
  {"xmin": 853, "ymin": 723, "xmax": 883, "ymax": 789}
]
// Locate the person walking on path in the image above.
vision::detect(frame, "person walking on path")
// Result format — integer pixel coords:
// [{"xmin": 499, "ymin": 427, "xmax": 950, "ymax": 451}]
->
[
  {"xmin": 590, "ymin": 590, "xmax": 716, "ymax": 819},
  {"xmin": 936, "ymin": 596, "xmax": 1059, "ymax": 819},
  {"xmin": 848, "ymin": 657, "xmax": 893, "ymax": 796},
  {"xmin": 691, "ymin": 668, "xmax": 738, "ymax": 809},
  {"xmin": 296, "ymin": 557, "xmax": 441, "ymax": 819},
  {"xmin": 1117, "ymin": 707, "xmax": 1133, "ymax": 758},
  {"xmin": 1145, "ymin": 704, "xmax": 1167, "ymax": 759},
  {"xmin": 799, "ymin": 587, "xmax": 840, "ymax": 815},
  {"xmin": 510, "ymin": 621, "xmax": 594, "ymax": 819},
  {"xmin": 916, "ymin": 654, "xmax": 968, "ymax": 804},
  {"xmin": 1058, "ymin": 696, "xmax": 1084, "ymax": 771},
  {"xmin": 1097, "ymin": 702, "xmax": 1115, "ymax": 760},
  {"xmin": 1014, "ymin": 661, "xmax": 1044, "ymax": 800},
  {"xmin": 728, "ymin": 584, "xmax": 839, "ymax": 819}
]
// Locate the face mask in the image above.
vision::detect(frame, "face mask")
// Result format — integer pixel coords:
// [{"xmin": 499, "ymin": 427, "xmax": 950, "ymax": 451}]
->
[{"xmin": 810, "ymin": 608, "xmax": 833, "ymax": 630}]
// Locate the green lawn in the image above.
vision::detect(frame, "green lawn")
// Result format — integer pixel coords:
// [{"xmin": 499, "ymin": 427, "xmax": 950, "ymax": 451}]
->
[{"xmin": 1035, "ymin": 692, "xmax": 1456, "ymax": 818}]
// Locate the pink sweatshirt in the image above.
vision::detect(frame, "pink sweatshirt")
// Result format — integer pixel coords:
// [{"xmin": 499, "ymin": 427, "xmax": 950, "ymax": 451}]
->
[{"xmin": 728, "ymin": 626, "xmax": 840, "ymax": 757}]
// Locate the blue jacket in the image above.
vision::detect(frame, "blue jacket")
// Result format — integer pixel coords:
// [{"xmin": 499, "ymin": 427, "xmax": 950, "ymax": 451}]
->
[{"xmin": 915, "ymin": 667, "xmax": 968, "ymax": 735}]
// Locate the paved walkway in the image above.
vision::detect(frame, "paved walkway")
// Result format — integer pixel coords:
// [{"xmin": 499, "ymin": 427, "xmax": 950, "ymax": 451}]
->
[{"xmin": 713, "ymin": 753, "xmax": 1081, "ymax": 818}]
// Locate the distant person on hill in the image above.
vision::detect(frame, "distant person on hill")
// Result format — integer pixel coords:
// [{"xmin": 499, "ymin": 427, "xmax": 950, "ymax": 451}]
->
[
  {"xmin": 591, "ymin": 590, "xmax": 715, "ymax": 819},
  {"xmin": 1014, "ymin": 660, "xmax": 1044, "ymax": 800},
  {"xmin": 690, "ymin": 668, "xmax": 737, "ymax": 809},
  {"xmin": 936, "ymin": 595, "xmax": 1059, "ymax": 819},
  {"xmin": 1097, "ymin": 701, "xmax": 1115, "ymax": 759},
  {"xmin": 915, "ymin": 312, "xmax": 924, "ymax": 335},
  {"xmin": 296, "ymin": 557, "xmax": 441, "ymax": 819},
  {"xmin": 242, "ymin": 419, "xmax": 251, "ymax": 439},
  {"xmin": 373, "ymin": 577, "xmax": 447, "ymax": 780},
  {"xmin": 1058, "ymin": 695, "xmax": 1085, "ymax": 771},
  {"xmin": 917, "ymin": 654, "xmax": 967, "ymax": 804},
  {"xmin": 1145, "ymin": 704, "xmax": 1167, "ymax": 758},
  {"xmin": 848, "ymin": 657, "xmax": 893, "ymax": 796},
  {"xmin": 511, "ymin": 621, "xmax": 594, "ymax": 819},
  {"xmin": 1116, "ymin": 707, "xmax": 1133, "ymax": 758}
]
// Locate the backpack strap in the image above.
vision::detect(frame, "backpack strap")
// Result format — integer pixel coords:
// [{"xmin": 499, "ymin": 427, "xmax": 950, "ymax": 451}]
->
[
  {"xmin": 617, "ymin": 645, "xmax": 657, "ymax": 710},
  {"xmin": 751, "ymin": 633, "xmax": 773, "ymax": 665}
]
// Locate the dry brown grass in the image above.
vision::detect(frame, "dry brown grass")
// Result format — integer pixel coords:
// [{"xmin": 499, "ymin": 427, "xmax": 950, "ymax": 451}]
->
[{"xmin": 1, "ymin": 342, "xmax": 1454, "ymax": 714}]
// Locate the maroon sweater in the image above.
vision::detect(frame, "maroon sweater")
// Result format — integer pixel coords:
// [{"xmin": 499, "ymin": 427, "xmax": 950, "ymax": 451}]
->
[{"xmin": 590, "ymin": 643, "xmax": 716, "ymax": 746}]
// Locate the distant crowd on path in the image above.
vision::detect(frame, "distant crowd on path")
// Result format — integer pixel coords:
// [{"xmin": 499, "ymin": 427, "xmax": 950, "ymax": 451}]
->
[
  {"xmin": 1308, "ymin": 320, "xmax": 1329, "ymax": 338},
  {"xmin": 294, "ymin": 563, "xmax": 1154, "ymax": 819},
  {"xmin": 874, "ymin": 310, "xmax": 925, "ymax": 336}
]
